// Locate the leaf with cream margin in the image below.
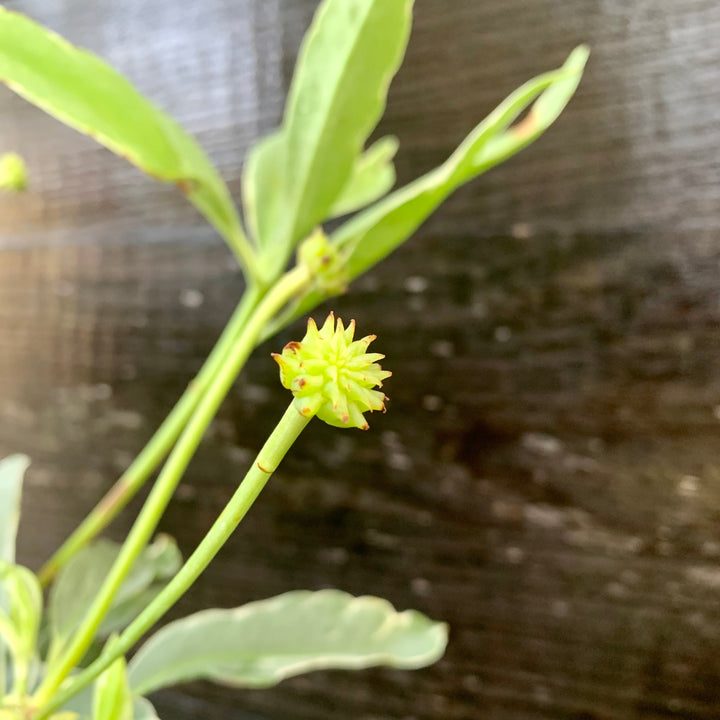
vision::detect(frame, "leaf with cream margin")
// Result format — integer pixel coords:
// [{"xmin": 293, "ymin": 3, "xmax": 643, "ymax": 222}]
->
[
  {"xmin": 60, "ymin": 679, "xmax": 160, "ymax": 720},
  {"xmin": 0, "ymin": 453, "xmax": 26, "ymax": 696},
  {"xmin": 0, "ymin": 455, "xmax": 29, "ymax": 564},
  {"xmin": 128, "ymin": 590, "xmax": 448, "ymax": 695},
  {"xmin": 49, "ymin": 536, "xmax": 181, "ymax": 650}
]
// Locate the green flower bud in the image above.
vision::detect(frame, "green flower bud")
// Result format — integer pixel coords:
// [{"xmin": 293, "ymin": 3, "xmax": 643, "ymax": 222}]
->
[
  {"xmin": 297, "ymin": 228, "xmax": 348, "ymax": 296},
  {"xmin": 273, "ymin": 313, "xmax": 390, "ymax": 430},
  {"xmin": 0, "ymin": 153, "xmax": 27, "ymax": 191}
]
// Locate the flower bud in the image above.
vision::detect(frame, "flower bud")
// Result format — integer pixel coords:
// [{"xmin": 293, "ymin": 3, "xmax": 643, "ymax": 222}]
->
[
  {"xmin": 0, "ymin": 153, "xmax": 27, "ymax": 191},
  {"xmin": 297, "ymin": 229, "xmax": 348, "ymax": 296},
  {"xmin": 273, "ymin": 313, "xmax": 390, "ymax": 430}
]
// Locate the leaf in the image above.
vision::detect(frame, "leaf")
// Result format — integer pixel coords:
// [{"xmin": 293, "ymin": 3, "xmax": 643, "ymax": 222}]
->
[
  {"xmin": 337, "ymin": 45, "xmax": 590, "ymax": 279},
  {"xmin": 262, "ymin": 0, "xmax": 414, "ymax": 276},
  {"xmin": 98, "ymin": 587, "xmax": 163, "ymax": 639},
  {"xmin": 262, "ymin": 46, "xmax": 589, "ymax": 334},
  {"xmin": 93, "ymin": 656, "xmax": 133, "ymax": 720},
  {"xmin": 329, "ymin": 136, "xmax": 399, "ymax": 219},
  {"xmin": 241, "ymin": 130, "xmax": 284, "ymax": 250},
  {"xmin": 0, "ymin": 561, "xmax": 42, "ymax": 669},
  {"xmin": 243, "ymin": 132, "xmax": 398, "ymax": 254},
  {"xmin": 0, "ymin": 8, "xmax": 247, "ymax": 267},
  {"xmin": 0, "ymin": 455, "xmax": 30, "ymax": 564},
  {"xmin": 2, "ymin": 564, "xmax": 42, "ymax": 646},
  {"xmin": 0, "ymin": 642, "xmax": 5, "ymax": 698},
  {"xmin": 49, "ymin": 536, "xmax": 181, "ymax": 649},
  {"xmin": 132, "ymin": 697, "xmax": 161, "ymax": 720},
  {"xmin": 128, "ymin": 589, "xmax": 448, "ymax": 696},
  {"xmin": 97, "ymin": 532, "xmax": 181, "ymax": 638},
  {"xmin": 61, "ymin": 680, "xmax": 160, "ymax": 720}
]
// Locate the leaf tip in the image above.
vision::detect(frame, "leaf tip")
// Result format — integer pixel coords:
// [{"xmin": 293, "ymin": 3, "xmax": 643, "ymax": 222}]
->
[{"xmin": 566, "ymin": 44, "xmax": 591, "ymax": 73}]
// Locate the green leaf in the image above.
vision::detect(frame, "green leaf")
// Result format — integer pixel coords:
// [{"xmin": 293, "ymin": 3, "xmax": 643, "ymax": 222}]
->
[
  {"xmin": 61, "ymin": 681, "xmax": 160, "ymax": 720},
  {"xmin": 92, "ymin": 656, "xmax": 133, "ymax": 720},
  {"xmin": 263, "ymin": 46, "xmax": 589, "ymax": 333},
  {"xmin": 337, "ymin": 45, "xmax": 590, "ymax": 279},
  {"xmin": 132, "ymin": 697, "xmax": 160, "ymax": 720},
  {"xmin": 262, "ymin": 0, "xmax": 414, "ymax": 276},
  {"xmin": 243, "ymin": 132, "xmax": 398, "ymax": 256},
  {"xmin": 98, "ymin": 587, "xmax": 163, "ymax": 640},
  {"xmin": 241, "ymin": 130, "xmax": 284, "ymax": 251},
  {"xmin": 329, "ymin": 136, "xmax": 399, "ymax": 219},
  {"xmin": 0, "ymin": 455, "xmax": 30, "ymax": 564},
  {"xmin": 0, "ymin": 562, "xmax": 42, "ymax": 662},
  {"xmin": 0, "ymin": 641, "xmax": 6, "ymax": 698},
  {"xmin": 0, "ymin": 8, "xmax": 250, "ymax": 270},
  {"xmin": 49, "ymin": 536, "xmax": 181, "ymax": 649},
  {"xmin": 127, "ymin": 589, "xmax": 448, "ymax": 695}
]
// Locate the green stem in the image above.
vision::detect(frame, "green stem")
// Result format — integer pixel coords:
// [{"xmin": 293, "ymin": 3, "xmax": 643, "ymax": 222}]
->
[
  {"xmin": 11, "ymin": 657, "xmax": 29, "ymax": 697},
  {"xmin": 33, "ymin": 265, "xmax": 311, "ymax": 707},
  {"xmin": 229, "ymin": 228, "xmax": 265, "ymax": 288},
  {"xmin": 0, "ymin": 616, "xmax": 19, "ymax": 679},
  {"xmin": 37, "ymin": 403, "xmax": 311, "ymax": 720},
  {"xmin": 37, "ymin": 284, "xmax": 263, "ymax": 587}
]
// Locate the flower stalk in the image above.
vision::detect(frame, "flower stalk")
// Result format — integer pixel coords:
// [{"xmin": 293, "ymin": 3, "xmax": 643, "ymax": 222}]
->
[
  {"xmin": 34, "ymin": 314, "xmax": 390, "ymax": 719},
  {"xmin": 33, "ymin": 266, "xmax": 312, "ymax": 707},
  {"xmin": 35, "ymin": 403, "xmax": 311, "ymax": 720}
]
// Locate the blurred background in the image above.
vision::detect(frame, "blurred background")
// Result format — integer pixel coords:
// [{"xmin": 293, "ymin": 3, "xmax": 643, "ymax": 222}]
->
[{"xmin": 2, "ymin": 1, "xmax": 720, "ymax": 718}]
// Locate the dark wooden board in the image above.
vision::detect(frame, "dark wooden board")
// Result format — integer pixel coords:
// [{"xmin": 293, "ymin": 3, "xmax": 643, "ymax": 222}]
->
[{"xmin": 2, "ymin": 1, "xmax": 720, "ymax": 718}]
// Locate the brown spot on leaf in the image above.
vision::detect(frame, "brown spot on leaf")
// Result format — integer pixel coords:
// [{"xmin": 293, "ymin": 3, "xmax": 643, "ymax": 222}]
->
[{"xmin": 511, "ymin": 108, "xmax": 540, "ymax": 140}]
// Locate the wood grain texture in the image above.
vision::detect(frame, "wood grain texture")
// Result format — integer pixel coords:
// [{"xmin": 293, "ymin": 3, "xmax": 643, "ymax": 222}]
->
[{"xmin": 2, "ymin": 1, "xmax": 720, "ymax": 719}]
